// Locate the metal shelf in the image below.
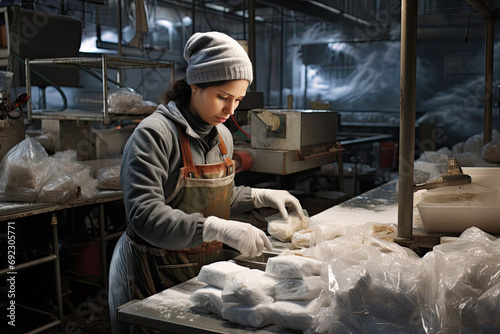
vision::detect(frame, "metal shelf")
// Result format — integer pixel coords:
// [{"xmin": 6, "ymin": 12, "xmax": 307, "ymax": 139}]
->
[{"xmin": 25, "ymin": 54, "xmax": 174, "ymax": 125}]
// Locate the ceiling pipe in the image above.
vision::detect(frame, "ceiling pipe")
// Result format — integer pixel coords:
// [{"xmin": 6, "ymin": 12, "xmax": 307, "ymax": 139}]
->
[
  {"xmin": 466, "ymin": 0, "xmax": 496, "ymax": 145},
  {"xmin": 257, "ymin": 0, "xmax": 371, "ymax": 26}
]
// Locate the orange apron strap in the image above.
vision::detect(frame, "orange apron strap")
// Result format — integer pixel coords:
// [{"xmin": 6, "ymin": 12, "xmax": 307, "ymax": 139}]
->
[
  {"xmin": 176, "ymin": 124, "xmax": 196, "ymax": 177},
  {"xmin": 218, "ymin": 134, "xmax": 234, "ymax": 175}
]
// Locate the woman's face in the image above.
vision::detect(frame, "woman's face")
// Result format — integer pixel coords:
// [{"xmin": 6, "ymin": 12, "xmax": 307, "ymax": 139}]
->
[{"xmin": 189, "ymin": 79, "xmax": 249, "ymax": 125}]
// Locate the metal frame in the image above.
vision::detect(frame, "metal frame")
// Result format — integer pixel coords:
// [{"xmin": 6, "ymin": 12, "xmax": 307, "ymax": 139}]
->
[
  {"xmin": 25, "ymin": 54, "xmax": 175, "ymax": 125},
  {"xmin": 0, "ymin": 191, "xmax": 123, "ymax": 332}
]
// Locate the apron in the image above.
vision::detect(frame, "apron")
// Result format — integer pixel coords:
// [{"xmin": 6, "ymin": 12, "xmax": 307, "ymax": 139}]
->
[{"xmin": 126, "ymin": 124, "xmax": 235, "ymax": 301}]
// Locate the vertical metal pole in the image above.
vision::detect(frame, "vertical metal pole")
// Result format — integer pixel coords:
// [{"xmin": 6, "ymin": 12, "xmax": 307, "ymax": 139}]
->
[
  {"xmin": 102, "ymin": 55, "xmax": 109, "ymax": 125},
  {"xmin": 483, "ymin": 17, "xmax": 494, "ymax": 145},
  {"xmin": 396, "ymin": 0, "xmax": 417, "ymax": 246},
  {"xmin": 51, "ymin": 213, "xmax": 64, "ymax": 324},
  {"xmin": 117, "ymin": 0, "xmax": 123, "ymax": 57},
  {"xmin": 280, "ymin": 9, "xmax": 284, "ymax": 107},
  {"xmin": 248, "ymin": 0, "xmax": 256, "ymax": 92},
  {"xmin": 191, "ymin": 0, "xmax": 196, "ymax": 35},
  {"xmin": 25, "ymin": 58, "xmax": 32, "ymax": 121},
  {"xmin": 99, "ymin": 204, "xmax": 108, "ymax": 289}
]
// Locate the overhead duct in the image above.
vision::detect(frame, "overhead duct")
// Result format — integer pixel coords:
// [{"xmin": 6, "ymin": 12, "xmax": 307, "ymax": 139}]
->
[{"xmin": 257, "ymin": 0, "xmax": 370, "ymax": 26}]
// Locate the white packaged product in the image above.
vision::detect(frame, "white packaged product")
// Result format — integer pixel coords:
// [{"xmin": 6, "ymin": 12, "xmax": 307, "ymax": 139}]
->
[
  {"xmin": 265, "ymin": 254, "xmax": 322, "ymax": 278},
  {"xmin": 274, "ymin": 276, "xmax": 322, "ymax": 301},
  {"xmin": 267, "ymin": 210, "xmax": 309, "ymax": 242},
  {"xmin": 222, "ymin": 304, "xmax": 273, "ymax": 328},
  {"xmin": 188, "ymin": 286, "xmax": 223, "ymax": 315},
  {"xmin": 197, "ymin": 261, "xmax": 250, "ymax": 289},
  {"xmin": 269, "ymin": 298, "xmax": 321, "ymax": 331},
  {"xmin": 222, "ymin": 269, "xmax": 277, "ymax": 305}
]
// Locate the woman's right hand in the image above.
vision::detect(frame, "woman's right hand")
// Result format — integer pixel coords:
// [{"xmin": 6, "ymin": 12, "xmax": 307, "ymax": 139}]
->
[{"xmin": 203, "ymin": 216, "xmax": 273, "ymax": 258}]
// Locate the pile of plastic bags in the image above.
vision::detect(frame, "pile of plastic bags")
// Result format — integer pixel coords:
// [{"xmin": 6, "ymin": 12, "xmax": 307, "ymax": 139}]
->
[
  {"xmin": 314, "ymin": 226, "xmax": 500, "ymax": 334},
  {"xmin": 0, "ymin": 137, "xmax": 98, "ymax": 203}
]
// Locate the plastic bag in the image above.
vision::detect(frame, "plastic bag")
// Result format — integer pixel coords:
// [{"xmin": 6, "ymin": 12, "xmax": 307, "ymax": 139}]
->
[
  {"xmin": 189, "ymin": 286, "xmax": 223, "ymax": 315},
  {"xmin": 315, "ymin": 243, "xmax": 428, "ymax": 334},
  {"xmin": 0, "ymin": 137, "xmax": 51, "ymax": 202},
  {"xmin": 424, "ymin": 227, "xmax": 500, "ymax": 333},
  {"xmin": 98, "ymin": 165, "xmax": 121, "ymax": 190},
  {"xmin": 0, "ymin": 138, "xmax": 97, "ymax": 203},
  {"xmin": 197, "ymin": 261, "xmax": 250, "ymax": 290},
  {"xmin": 274, "ymin": 276, "xmax": 322, "ymax": 301},
  {"xmin": 265, "ymin": 253, "xmax": 322, "ymax": 278},
  {"xmin": 221, "ymin": 269, "xmax": 277, "ymax": 305},
  {"xmin": 267, "ymin": 209, "xmax": 309, "ymax": 242},
  {"xmin": 269, "ymin": 298, "xmax": 322, "ymax": 332},
  {"xmin": 482, "ymin": 138, "xmax": 500, "ymax": 163},
  {"xmin": 221, "ymin": 303, "xmax": 272, "ymax": 328}
]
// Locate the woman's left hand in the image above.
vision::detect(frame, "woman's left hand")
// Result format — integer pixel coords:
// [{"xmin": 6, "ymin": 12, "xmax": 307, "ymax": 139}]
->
[{"xmin": 252, "ymin": 188, "xmax": 305, "ymax": 220}]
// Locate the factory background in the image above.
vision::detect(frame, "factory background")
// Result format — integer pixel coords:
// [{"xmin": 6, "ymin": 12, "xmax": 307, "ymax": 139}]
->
[{"xmin": 1, "ymin": 0, "xmax": 500, "ymax": 333}]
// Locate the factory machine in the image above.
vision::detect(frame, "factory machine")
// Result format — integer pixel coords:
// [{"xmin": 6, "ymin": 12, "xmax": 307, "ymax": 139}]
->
[{"xmin": 233, "ymin": 108, "xmax": 343, "ymax": 175}]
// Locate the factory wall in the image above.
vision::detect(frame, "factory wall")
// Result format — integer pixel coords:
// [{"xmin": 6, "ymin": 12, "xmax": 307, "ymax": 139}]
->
[{"xmin": 3, "ymin": 0, "xmax": 500, "ymax": 151}]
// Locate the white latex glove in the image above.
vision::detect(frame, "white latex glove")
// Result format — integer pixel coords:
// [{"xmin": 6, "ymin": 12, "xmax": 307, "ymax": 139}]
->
[
  {"xmin": 252, "ymin": 188, "xmax": 305, "ymax": 220},
  {"xmin": 203, "ymin": 216, "xmax": 273, "ymax": 258}
]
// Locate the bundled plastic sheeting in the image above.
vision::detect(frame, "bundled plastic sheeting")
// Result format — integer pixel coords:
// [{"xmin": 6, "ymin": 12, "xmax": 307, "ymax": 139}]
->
[
  {"xmin": 197, "ymin": 261, "xmax": 250, "ymax": 290},
  {"xmin": 221, "ymin": 304, "xmax": 273, "ymax": 328},
  {"xmin": 313, "ymin": 227, "xmax": 500, "ymax": 334},
  {"xmin": 269, "ymin": 298, "xmax": 322, "ymax": 332},
  {"xmin": 424, "ymin": 227, "xmax": 500, "ymax": 333},
  {"xmin": 315, "ymin": 243, "xmax": 429, "ymax": 334},
  {"xmin": 265, "ymin": 253, "xmax": 322, "ymax": 278},
  {"xmin": 475, "ymin": 282, "xmax": 500, "ymax": 332},
  {"xmin": 222, "ymin": 269, "xmax": 278, "ymax": 305},
  {"xmin": 274, "ymin": 276, "xmax": 322, "ymax": 301},
  {"xmin": 188, "ymin": 286, "xmax": 223, "ymax": 315}
]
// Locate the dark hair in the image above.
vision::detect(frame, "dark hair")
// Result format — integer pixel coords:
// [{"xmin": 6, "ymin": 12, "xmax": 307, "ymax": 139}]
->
[{"xmin": 164, "ymin": 78, "xmax": 231, "ymax": 108}]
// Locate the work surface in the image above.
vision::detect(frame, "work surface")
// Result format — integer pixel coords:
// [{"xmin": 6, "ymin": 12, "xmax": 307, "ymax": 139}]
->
[
  {"xmin": 118, "ymin": 278, "xmax": 301, "ymax": 334},
  {"xmin": 117, "ymin": 180, "xmax": 438, "ymax": 333},
  {"xmin": 118, "ymin": 181, "xmax": 434, "ymax": 334}
]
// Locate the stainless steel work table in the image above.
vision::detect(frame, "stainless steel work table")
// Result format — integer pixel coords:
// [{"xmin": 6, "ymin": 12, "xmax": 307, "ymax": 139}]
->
[
  {"xmin": 117, "ymin": 180, "xmax": 443, "ymax": 333},
  {"xmin": 0, "ymin": 190, "xmax": 123, "ymax": 333}
]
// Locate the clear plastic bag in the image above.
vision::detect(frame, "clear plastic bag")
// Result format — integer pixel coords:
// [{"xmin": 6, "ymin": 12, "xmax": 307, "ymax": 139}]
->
[
  {"xmin": 265, "ymin": 253, "xmax": 322, "ymax": 278},
  {"xmin": 274, "ymin": 276, "xmax": 322, "ymax": 301},
  {"xmin": 221, "ymin": 269, "xmax": 277, "ymax": 305},
  {"xmin": 98, "ymin": 165, "xmax": 121, "ymax": 190},
  {"xmin": 189, "ymin": 285, "xmax": 223, "ymax": 315},
  {"xmin": 221, "ymin": 303, "xmax": 273, "ymax": 328},
  {"xmin": 267, "ymin": 209, "xmax": 309, "ymax": 242},
  {"xmin": 482, "ymin": 138, "xmax": 500, "ymax": 163},
  {"xmin": 0, "ymin": 138, "xmax": 97, "ymax": 203}
]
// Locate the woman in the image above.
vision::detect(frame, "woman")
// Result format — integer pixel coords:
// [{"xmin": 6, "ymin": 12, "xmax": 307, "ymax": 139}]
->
[{"xmin": 108, "ymin": 31, "xmax": 305, "ymax": 333}]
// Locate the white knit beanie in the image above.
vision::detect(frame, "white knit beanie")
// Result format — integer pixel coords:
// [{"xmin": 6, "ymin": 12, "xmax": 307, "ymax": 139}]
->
[{"xmin": 184, "ymin": 31, "xmax": 253, "ymax": 85}]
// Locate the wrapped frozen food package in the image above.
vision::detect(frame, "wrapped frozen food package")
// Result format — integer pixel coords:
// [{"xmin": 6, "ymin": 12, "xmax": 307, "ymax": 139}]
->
[
  {"xmin": 221, "ymin": 304, "xmax": 273, "ymax": 328},
  {"xmin": 222, "ymin": 269, "xmax": 277, "ymax": 305},
  {"xmin": 189, "ymin": 286, "xmax": 223, "ymax": 315},
  {"xmin": 197, "ymin": 261, "xmax": 250, "ymax": 289},
  {"xmin": 269, "ymin": 298, "xmax": 323, "ymax": 332},
  {"xmin": 266, "ymin": 253, "xmax": 322, "ymax": 278},
  {"xmin": 274, "ymin": 276, "xmax": 322, "ymax": 301},
  {"xmin": 267, "ymin": 210, "xmax": 309, "ymax": 242}
]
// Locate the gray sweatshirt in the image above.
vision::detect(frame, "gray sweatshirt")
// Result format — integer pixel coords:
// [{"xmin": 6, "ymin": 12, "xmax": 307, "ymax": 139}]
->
[{"xmin": 120, "ymin": 101, "xmax": 254, "ymax": 250}]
